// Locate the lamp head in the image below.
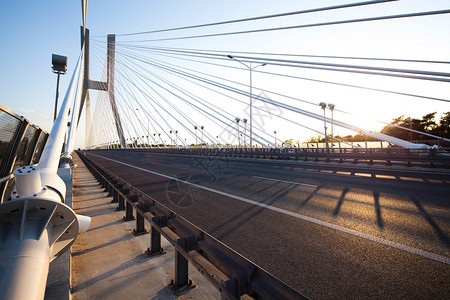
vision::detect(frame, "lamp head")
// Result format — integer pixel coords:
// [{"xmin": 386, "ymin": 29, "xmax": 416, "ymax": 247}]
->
[{"xmin": 52, "ymin": 54, "xmax": 67, "ymax": 74}]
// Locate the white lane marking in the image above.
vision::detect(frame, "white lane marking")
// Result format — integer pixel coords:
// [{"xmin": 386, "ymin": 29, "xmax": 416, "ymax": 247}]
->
[
  {"xmin": 90, "ymin": 153, "xmax": 450, "ymax": 265},
  {"xmin": 172, "ymin": 163, "xmax": 190, "ymax": 168},
  {"xmin": 252, "ymin": 175, "xmax": 317, "ymax": 188}
]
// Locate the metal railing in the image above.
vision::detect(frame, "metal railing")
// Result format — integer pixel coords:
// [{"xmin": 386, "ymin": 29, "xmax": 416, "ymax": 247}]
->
[
  {"xmin": 77, "ymin": 150, "xmax": 306, "ymax": 299},
  {"xmin": 0, "ymin": 104, "xmax": 49, "ymax": 203},
  {"xmin": 91, "ymin": 146, "xmax": 450, "ymax": 169}
]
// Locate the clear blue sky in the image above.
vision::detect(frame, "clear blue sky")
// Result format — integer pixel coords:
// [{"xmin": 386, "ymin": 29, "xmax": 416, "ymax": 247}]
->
[{"xmin": 1, "ymin": 0, "xmax": 449, "ymax": 147}]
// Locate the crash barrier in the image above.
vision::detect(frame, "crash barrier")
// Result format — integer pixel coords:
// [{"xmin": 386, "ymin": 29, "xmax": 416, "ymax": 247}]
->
[
  {"xmin": 0, "ymin": 105, "xmax": 49, "ymax": 203},
  {"xmin": 94, "ymin": 146, "xmax": 450, "ymax": 169},
  {"xmin": 77, "ymin": 151, "xmax": 306, "ymax": 300}
]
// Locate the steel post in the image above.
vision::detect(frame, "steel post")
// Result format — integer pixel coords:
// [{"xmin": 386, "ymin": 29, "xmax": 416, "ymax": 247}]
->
[
  {"xmin": 175, "ymin": 238, "xmax": 189, "ymax": 288},
  {"xmin": 147, "ymin": 225, "xmax": 163, "ymax": 256},
  {"xmin": 124, "ymin": 194, "xmax": 136, "ymax": 221},
  {"xmin": 0, "ymin": 218, "xmax": 52, "ymax": 299},
  {"xmin": 133, "ymin": 204, "xmax": 147, "ymax": 235}
]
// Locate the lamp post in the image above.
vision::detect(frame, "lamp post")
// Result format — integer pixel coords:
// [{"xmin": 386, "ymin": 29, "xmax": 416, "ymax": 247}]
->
[
  {"xmin": 319, "ymin": 102, "xmax": 329, "ymax": 150},
  {"xmin": 51, "ymin": 54, "xmax": 67, "ymax": 121},
  {"xmin": 274, "ymin": 130, "xmax": 277, "ymax": 146},
  {"xmin": 328, "ymin": 103, "xmax": 335, "ymax": 149},
  {"xmin": 201, "ymin": 126, "xmax": 204, "ymax": 148},
  {"xmin": 235, "ymin": 118, "xmax": 240, "ymax": 148},
  {"xmin": 228, "ymin": 55, "xmax": 266, "ymax": 149},
  {"xmin": 194, "ymin": 126, "xmax": 198, "ymax": 146},
  {"xmin": 406, "ymin": 118, "xmax": 412, "ymax": 141},
  {"xmin": 175, "ymin": 130, "xmax": 178, "ymax": 146},
  {"xmin": 243, "ymin": 118, "xmax": 247, "ymax": 147}
]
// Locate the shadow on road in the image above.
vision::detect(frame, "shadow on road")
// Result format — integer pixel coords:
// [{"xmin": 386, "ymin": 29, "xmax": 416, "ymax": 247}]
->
[{"xmin": 410, "ymin": 196, "xmax": 450, "ymax": 248}]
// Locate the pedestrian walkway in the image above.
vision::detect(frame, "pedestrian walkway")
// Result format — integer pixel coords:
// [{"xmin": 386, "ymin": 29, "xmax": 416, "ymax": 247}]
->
[{"xmin": 70, "ymin": 153, "xmax": 218, "ymax": 299}]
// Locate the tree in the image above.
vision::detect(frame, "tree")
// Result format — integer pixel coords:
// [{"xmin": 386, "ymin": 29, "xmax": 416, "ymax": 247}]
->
[
  {"xmin": 284, "ymin": 139, "xmax": 296, "ymax": 146},
  {"xmin": 381, "ymin": 111, "xmax": 448, "ymax": 141},
  {"xmin": 432, "ymin": 112, "xmax": 450, "ymax": 138},
  {"xmin": 306, "ymin": 135, "xmax": 323, "ymax": 143}
]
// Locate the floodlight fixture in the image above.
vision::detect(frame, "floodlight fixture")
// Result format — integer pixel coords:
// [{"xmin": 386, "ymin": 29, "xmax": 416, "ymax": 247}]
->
[{"xmin": 52, "ymin": 54, "xmax": 68, "ymax": 121}]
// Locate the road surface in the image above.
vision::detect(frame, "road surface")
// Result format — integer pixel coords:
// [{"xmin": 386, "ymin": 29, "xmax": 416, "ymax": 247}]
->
[{"xmin": 82, "ymin": 149, "xmax": 450, "ymax": 299}]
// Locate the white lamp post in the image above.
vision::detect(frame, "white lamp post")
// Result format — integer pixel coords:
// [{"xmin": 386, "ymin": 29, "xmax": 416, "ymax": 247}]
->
[
  {"xmin": 328, "ymin": 103, "xmax": 335, "ymax": 149},
  {"xmin": 235, "ymin": 118, "xmax": 240, "ymax": 148},
  {"xmin": 319, "ymin": 102, "xmax": 329, "ymax": 150},
  {"xmin": 228, "ymin": 55, "xmax": 266, "ymax": 150}
]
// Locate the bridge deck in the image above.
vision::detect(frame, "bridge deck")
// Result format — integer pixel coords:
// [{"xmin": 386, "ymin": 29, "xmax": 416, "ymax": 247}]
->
[{"xmin": 70, "ymin": 153, "xmax": 218, "ymax": 299}]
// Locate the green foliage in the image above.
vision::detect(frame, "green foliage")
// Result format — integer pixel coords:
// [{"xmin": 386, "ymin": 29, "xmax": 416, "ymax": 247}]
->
[
  {"xmin": 305, "ymin": 111, "xmax": 449, "ymax": 143},
  {"xmin": 380, "ymin": 111, "xmax": 449, "ymax": 140}
]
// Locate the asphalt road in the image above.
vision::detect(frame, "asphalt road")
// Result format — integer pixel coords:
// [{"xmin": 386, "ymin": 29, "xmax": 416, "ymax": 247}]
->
[{"xmin": 83, "ymin": 149, "xmax": 450, "ymax": 299}]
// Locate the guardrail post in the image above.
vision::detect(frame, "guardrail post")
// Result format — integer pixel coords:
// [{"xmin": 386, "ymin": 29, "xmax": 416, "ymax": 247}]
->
[
  {"xmin": 108, "ymin": 178, "xmax": 118, "ymax": 198},
  {"xmin": 123, "ymin": 194, "xmax": 136, "ymax": 221},
  {"xmin": 133, "ymin": 204, "xmax": 148, "ymax": 235},
  {"xmin": 170, "ymin": 236, "xmax": 196, "ymax": 292},
  {"xmin": 116, "ymin": 187, "xmax": 129, "ymax": 211},
  {"xmin": 146, "ymin": 215, "xmax": 168, "ymax": 257},
  {"xmin": 111, "ymin": 181, "xmax": 121, "ymax": 203}
]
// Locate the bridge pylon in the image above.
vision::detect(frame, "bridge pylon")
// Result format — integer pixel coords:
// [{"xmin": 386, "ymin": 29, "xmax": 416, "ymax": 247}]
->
[{"xmin": 81, "ymin": 29, "xmax": 127, "ymax": 149}]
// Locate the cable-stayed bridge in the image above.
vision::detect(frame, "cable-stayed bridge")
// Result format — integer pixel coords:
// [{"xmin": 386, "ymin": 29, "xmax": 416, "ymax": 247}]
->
[{"xmin": 1, "ymin": 1, "xmax": 449, "ymax": 299}]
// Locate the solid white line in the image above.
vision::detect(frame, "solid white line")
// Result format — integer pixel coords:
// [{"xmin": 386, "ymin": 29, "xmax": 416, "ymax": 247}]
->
[
  {"xmin": 172, "ymin": 163, "xmax": 190, "ymax": 168},
  {"xmin": 90, "ymin": 153, "xmax": 450, "ymax": 265},
  {"xmin": 252, "ymin": 175, "xmax": 317, "ymax": 188}
]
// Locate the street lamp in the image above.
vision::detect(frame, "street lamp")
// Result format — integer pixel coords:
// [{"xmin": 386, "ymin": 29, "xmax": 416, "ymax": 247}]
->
[
  {"xmin": 243, "ymin": 118, "xmax": 247, "ymax": 147},
  {"xmin": 328, "ymin": 103, "xmax": 335, "ymax": 149},
  {"xmin": 406, "ymin": 118, "xmax": 412, "ymax": 141},
  {"xmin": 228, "ymin": 55, "xmax": 266, "ymax": 149},
  {"xmin": 235, "ymin": 118, "xmax": 241, "ymax": 148},
  {"xmin": 52, "ymin": 54, "xmax": 67, "ymax": 121},
  {"xmin": 274, "ymin": 130, "xmax": 277, "ymax": 146},
  {"xmin": 201, "ymin": 126, "xmax": 204, "ymax": 148},
  {"xmin": 194, "ymin": 126, "xmax": 198, "ymax": 146},
  {"xmin": 319, "ymin": 102, "xmax": 329, "ymax": 150}
]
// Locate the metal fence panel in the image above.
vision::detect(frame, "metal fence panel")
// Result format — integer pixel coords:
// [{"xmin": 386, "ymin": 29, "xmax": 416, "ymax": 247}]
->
[
  {"xmin": 31, "ymin": 132, "xmax": 49, "ymax": 165},
  {"xmin": 13, "ymin": 125, "xmax": 38, "ymax": 169},
  {"xmin": 0, "ymin": 111, "xmax": 21, "ymax": 168},
  {"xmin": 0, "ymin": 105, "xmax": 48, "ymax": 203}
]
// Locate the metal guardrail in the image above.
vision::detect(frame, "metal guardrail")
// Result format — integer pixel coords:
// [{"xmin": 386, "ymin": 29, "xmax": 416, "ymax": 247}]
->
[
  {"xmin": 96, "ymin": 146, "xmax": 450, "ymax": 169},
  {"xmin": 77, "ymin": 150, "xmax": 307, "ymax": 299},
  {"xmin": 0, "ymin": 104, "xmax": 49, "ymax": 203}
]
